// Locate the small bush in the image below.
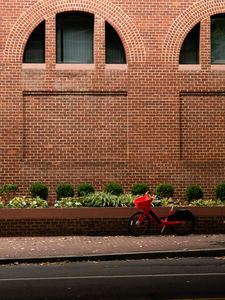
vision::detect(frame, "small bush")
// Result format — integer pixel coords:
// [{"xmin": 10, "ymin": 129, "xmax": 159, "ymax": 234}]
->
[
  {"xmin": 104, "ymin": 182, "xmax": 123, "ymax": 195},
  {"xmin": 155, "ymin": 183, "xmax": 174, "ymax": 198},
  {"xmin": 29, "ymin": 182, "xmax": 48, "ymax": 200},
  {"xmin": 131, "ymin": 183, "xmax": 149, "ymax": 195},
  {"xmin": 215, "ymin": 182, "xmax": 225, "ymax": 201},
  {"xmin": 56, "ymin": 183, "xmax": 74, "ymax": 201},
  {"xmin": 185, "ymin": 185, "xmax": 203, "ymax": 203},
  {"xmin": 77, "ymin": 183, "xmax": 95, "ymax": 197}
]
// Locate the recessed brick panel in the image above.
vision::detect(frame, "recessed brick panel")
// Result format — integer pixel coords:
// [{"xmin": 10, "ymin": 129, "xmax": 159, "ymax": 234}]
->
[
  {"xmin": 23, "ymin": 93, "xmax": 128, "ymax": 162},
  {"xmin": 181, "ymin": 93, "xmax": 225, "ymax": 161}
]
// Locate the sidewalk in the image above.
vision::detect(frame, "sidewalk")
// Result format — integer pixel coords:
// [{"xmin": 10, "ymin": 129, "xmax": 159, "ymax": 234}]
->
[{"xmin": 0, "ymin": 234, "xmax": 225, "ymax": 264}]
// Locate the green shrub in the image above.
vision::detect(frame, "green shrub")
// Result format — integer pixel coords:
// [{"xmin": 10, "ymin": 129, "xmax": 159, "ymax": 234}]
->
[
  {"xmin": 185, "ymin": 185, "xmax": 203, "ymax": 203},
  {"xmin": 56, "ymin": 183, "xmax": 74, "ymax": 200},
  {"xmin": 131, "ymin": 183, "xmax": 149, "ymax": 195},
  {"xmin": 104, "ymin": 182, "xmax": 123, "ymax": 195},
  {"xmin": 77, "ymin": 183, "xmax": 95, "ymax": 197},
  {"xmin": 215, "ymin": 182, "xmax": 225, "ymax": 201},
  {"xmin": 29, "ymin": 182, "xmax": 48, "ymax": 200},
  {"xmin": 155, "ymin": 183, "xmax": 174, "ymax": 198},
  {"xmin": 54, "ymin": 197, "xmax": 82, "ymax": 208}
]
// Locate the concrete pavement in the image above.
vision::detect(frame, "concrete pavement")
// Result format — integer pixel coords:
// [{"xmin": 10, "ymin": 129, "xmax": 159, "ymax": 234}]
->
[{"xmin": 0, "ymin": 234, "xmax": 225, "ymax": 264}]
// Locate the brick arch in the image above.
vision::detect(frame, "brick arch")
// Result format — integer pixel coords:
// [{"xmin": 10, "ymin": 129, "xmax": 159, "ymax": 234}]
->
[
  {"xmin": 4, "ymin": 0, "xmax": 146, "ymax": 63},
  {"xmin": 162, "ymin": 0, "xmax": 225, "ymax": 64}
]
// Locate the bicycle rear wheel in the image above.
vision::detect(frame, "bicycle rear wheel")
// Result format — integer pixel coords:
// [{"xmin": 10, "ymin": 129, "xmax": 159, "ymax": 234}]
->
[
  {"xmin": 169, "ymin": 210, "xmax": 195, "ymax": 236},
  {"xmin": 128, "ymin": 212, "xmax": 151, "ymax": 236}
]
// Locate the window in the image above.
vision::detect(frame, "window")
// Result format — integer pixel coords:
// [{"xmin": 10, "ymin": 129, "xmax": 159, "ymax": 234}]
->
[
  {"xmin": 56, "ymin": 13, "xmax": 94, "ymax": 64},
  {"xmin": 105, "ymin": 22, "xmax": 126, "ymax": 64},
  {"xmin": 179, "ymin": 23, "xmax": 200, "ymax": 64},
  {"xmin": 211, "ymin": 14, "xmax": 225, "ymax": 64},
  {"xmin": 23, "ymin": 22, "xmax": 45, "ymax": 63}
]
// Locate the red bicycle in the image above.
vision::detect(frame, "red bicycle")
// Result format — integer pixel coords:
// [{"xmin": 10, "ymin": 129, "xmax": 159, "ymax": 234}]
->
[{"xmin": 128, "ymin": 192, "xmax": 195, "ymax": 236}]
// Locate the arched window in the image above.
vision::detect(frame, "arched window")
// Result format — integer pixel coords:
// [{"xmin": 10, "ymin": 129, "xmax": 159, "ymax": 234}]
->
[
  {"xmin": 211, "ymin": 14, "xmax": 225, "ymax": 64},
  {"xmin": 23, "ymin": 22, "xmax": 45, "ymax": 63},
  {"xmin": 179, "ymin": 23, "xmax": 200, "ymax": 64},
  {"xmin": 56, "ymin": 12, "xmax": 94, "ymax": 64},
  {"xmin": 105, "ymin": 22, "xmax": 126, "ymax": 64}
]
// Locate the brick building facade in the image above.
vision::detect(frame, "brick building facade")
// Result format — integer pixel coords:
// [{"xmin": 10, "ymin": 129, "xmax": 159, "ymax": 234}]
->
[{"xmin": 1, "ymin": 0, "xmax": 225, "ymax": 200}]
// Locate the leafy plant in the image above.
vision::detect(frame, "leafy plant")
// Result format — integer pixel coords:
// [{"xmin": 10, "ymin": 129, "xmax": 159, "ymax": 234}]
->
[
  {"xmin": 54, "ymin": 197, "xmax": 82, "ymax": 208},
  {"xmin": 27, "ymin": 197, "xmax": 48, "ymax": 208},
  {"xmin": 159, "ymin": 198, "xmax": 175, "ymax": 207},
  {"xmin": 7, "ymin": 197, "xmax": 27, "ymax": 208},
  {"xmin": 190, "ymin": 199, "xmax": 224, "ymax": 206},
  {"xmin": 0, "ymin": 183, "xmax": 19, "ymax": 204},
  {"xmin": 81, "ymin": 192, "xmax": 115, "ymax": 207},
  {"xmin": 215, "ymin": 182, "xmax": 225, "ymax": 201},
  {"xmin": 77, "ymin": 183, "xmax": 95, "ymax": 197},
  {"xmin": 185, "ymin": 185, "xmax": 203, "ymax": 203},
  {"xmin": 80, "ymin": 192, "xmax": 135, "ymax": 207},
  {"xmin": 155, "ymin": 183, "xmax": 174, "ymax": 198},
  {"xmin": 0, "ymin": 197, "xmax": 4, "ymax": 208},
  {"xmin": 115, "ymin": 194, "xmax": 136, "ymax": 207},
  {"xmin": 131, "ymin": 183, "xmax": 149, "ymax": 195},
  {"xmin": 56, "ymin": 183, "xmax": 74, "ymax": 201},
  {"xmin": 7, "ymin": 197, "xmax": 48, "ymax": 208},
  {"xmin": 104, "ymin": 182, "xmax": 123, "ymax": 195},
  {"xmin": 29, "ymin": 182, "xmax": 48, "ymax": 200}
]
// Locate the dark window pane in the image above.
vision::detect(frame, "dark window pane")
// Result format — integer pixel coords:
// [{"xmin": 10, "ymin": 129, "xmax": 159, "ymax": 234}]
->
[
  {"xmin": 23, "ymin": 22, "xmax": 45, "ymax": 63},
  {"xmin": 56, "ymin": 13, "xmax": 94, "ymax": 64},
  {"xmin": 179, "ymin": 23, "xmax": 200, "ymax": 64},
  {"xmin": 105, "ymin": 22, "xmax": 126, "ymax": 64},
  {"xmin": 211, "ymin": 14, "xmax": 225, "ymax": 64}
]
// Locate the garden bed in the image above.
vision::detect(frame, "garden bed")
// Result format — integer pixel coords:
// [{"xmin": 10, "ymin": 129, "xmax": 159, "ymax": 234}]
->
[{"xmin": 0, "ymin": 206, "xmax": 224, "ymax": 236}]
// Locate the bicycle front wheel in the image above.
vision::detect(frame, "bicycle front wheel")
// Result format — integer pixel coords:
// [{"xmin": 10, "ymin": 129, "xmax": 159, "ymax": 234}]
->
[{"xmin": 128, "ymin": 212, "xmax": 151, "ymax": 236}]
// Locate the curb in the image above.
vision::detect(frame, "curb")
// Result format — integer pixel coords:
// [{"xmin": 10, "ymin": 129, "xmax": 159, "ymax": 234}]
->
[{"xmin": 0, "ymin": 248, "xmax": 225, "ymax": 265}]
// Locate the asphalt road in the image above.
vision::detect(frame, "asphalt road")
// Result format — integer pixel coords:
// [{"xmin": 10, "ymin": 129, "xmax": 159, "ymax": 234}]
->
[{"xmin": 0, "ymin": 257, "xmax": 225, "ymax": 299}]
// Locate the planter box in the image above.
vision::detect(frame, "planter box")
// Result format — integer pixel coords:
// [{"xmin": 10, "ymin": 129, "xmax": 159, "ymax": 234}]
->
[{"xmin": 0, "ymin": 206, "xmax": 224, "ymax": 236}]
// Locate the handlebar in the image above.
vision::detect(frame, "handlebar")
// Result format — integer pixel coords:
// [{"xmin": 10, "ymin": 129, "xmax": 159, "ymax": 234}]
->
[{"xmin": 144, "ymin": 192, "xmax": 162, "ymax": 205}]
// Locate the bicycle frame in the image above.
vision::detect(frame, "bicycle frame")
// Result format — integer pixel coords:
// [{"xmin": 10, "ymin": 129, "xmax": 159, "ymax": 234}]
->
[{"xmin": 136, "ymin": 198, "xmax": 185, "ymax": 232}]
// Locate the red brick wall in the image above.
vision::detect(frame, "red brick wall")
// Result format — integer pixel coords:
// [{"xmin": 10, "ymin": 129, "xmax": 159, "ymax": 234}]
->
[{"xmin": 2, "ymin": 0, "xmax": 225, "ymax": 202}]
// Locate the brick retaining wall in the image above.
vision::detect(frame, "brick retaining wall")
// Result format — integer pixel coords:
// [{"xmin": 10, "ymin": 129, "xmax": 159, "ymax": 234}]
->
[{"xmin": 0, "ymin": 207, "xmax": 224, "ymax": 236}]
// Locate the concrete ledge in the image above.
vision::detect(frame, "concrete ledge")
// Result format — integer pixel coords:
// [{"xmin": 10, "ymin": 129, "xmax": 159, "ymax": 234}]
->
[{"xmin": 0, "ymin": 206, "xmax": 224, "ymax": 219}]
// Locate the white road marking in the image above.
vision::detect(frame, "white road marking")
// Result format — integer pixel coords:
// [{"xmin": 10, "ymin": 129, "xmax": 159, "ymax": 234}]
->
[{"xmin": 0, "ymin": 273, "xmax": 224, "ymax": 282}]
